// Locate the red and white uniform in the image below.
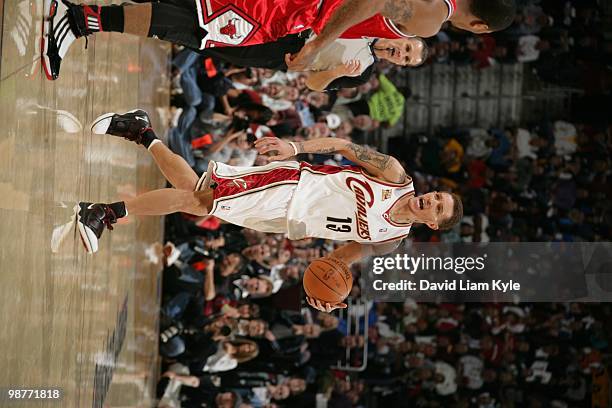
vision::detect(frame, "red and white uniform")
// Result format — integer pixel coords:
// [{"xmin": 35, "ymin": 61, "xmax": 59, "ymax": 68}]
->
[
  {"xmin": 194, "ymin": 0, "xmax": 336, "ymax": 48},
  {"xmin": 197, "ymin": 161, "xmax": 414, "ymax": 243},
  {"xmin": 194, "ymin": 0, "xmax": 456, "ymax": 48},
  {"xmin": 197, "ymin": 161, "xmax": 301, "ymax": 233}
]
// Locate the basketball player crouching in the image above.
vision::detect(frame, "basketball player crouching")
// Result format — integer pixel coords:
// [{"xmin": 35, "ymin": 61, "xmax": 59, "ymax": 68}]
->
[{"xmin": 75, "ymin": 110, "xmax": 463, "ymax": 312}]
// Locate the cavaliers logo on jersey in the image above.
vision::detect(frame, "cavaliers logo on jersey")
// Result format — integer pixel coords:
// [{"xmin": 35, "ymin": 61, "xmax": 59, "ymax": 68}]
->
[
  {"xmin": 345, "ymin": 177, "xmax": 374, "ymax": 240},
  {"xmin": 382, "ymin": 189, "xmax": 392, "ymax": 201}
]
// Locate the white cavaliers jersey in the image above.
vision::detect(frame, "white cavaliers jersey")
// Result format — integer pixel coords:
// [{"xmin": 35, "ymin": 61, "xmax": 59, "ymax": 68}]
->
[{"xmin": 287, "ymin": 163, "xmax": 415, "ymax": 242}]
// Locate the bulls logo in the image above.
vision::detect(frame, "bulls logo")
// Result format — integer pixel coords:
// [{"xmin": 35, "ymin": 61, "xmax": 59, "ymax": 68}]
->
[
  {"xmin": 220, "ymin": 18, "xmax": 243, "ymax": 40},
  {"xmin": 197, "ymin": 2, "xmax": 258, "ymax": 47}
]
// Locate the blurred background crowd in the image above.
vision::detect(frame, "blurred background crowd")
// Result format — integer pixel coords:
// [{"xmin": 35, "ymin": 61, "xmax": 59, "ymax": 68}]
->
[{"xmin": 156, "ymin": 0, "xmax": 612, "ymax": 406}]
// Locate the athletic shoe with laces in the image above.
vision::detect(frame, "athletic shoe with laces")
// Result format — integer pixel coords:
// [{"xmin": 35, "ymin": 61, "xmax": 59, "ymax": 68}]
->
[
  {"xmin": 42, "ymin": 0, "xmax": 101, "ymax": 80},
  {"xmin": 77, "ymin": 202, "xmax": 118, "ymax": 254},
  {"xmin": 91, "ymin": 109, "xmax": 152, "ymax": 144}
]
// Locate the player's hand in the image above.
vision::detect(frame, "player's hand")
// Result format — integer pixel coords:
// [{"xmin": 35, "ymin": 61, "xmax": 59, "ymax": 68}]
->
[
  {"xmin": 285, "ymin": 41, "xmax": 319, "ymax": 71},
  {"xmin": 335, "ymin": 60, "xmax": 362, "ymax": 77},
  {"xmin": 306, "ymin": 296, "xmax": 347, "ymax": 313},
  {"xmin": 254, "ymin": 136, "xmax": 295, "ymax": 161}
]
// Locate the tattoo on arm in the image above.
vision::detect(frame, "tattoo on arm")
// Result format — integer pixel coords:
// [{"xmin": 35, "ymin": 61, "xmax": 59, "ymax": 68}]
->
[
  {"xmin": 316, "ymin": 0, "xmax": 382, "ymax": 45},
  {"xmin": 393, "ymin": 170, "xmax": 408, "ymax": 184},
  {"xmin": 295, "ymin": 142, "xmax": 336, "ymax": 155},
  {"xmin": 382, "ymin": 0, "xmax": 413, "ymax": 24},
  {"xmin": 347, "ymin": 143, "xmax": 392, "ymax": 171},
  {"xmin": 297, "ymin": 140, "xmax": 409, "ymax": 182}
]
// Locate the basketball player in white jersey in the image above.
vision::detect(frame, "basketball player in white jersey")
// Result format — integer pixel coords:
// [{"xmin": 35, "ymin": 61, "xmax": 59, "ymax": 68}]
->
[
  {"xmin": 303, "ymin": 36, "xmax": 428, "ymax": 91},
  {"xmin": 76, "ymin": 110, "xmax": 462, "ymax": 312}
]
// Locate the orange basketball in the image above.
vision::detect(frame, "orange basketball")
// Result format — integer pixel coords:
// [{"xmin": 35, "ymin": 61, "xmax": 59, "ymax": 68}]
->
[{"xmin": 303, "ymin": 257, "xmax": 353, "ymax": 305}]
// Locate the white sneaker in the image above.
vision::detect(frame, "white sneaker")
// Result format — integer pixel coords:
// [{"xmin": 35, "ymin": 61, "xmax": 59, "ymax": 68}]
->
[{"xmin": 42, "ymin": 1, "xmax": 102, "ymax": 80}]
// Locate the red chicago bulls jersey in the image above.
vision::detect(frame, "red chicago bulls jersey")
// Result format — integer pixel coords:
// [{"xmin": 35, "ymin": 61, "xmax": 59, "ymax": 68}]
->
[
  {"xmin": 195, "ymin": 0, "xmax": 342, "ymax": 48},
  {"xmin": 194, "ymin": 0, "xmax": 456, "ymax": 48},
  {"xmin": 309, "ymin": 1, "xmax": 412, "ymax": 39},
  {"xmin": 335, "ymin": 16, "xmax": 414, "ymax": 39}
]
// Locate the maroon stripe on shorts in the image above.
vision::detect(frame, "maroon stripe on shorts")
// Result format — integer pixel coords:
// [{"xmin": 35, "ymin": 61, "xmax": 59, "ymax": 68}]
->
[{"xmin": 212, "ymin": 167, "xmax": 300, "ymax": 200}]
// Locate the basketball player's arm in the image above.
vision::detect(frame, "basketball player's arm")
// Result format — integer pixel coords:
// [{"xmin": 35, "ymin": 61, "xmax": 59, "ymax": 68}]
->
[
  {"xmin": 341, "ymin": 142, "xmax": 408, "ymax": 184},
  {"xmin": 287, "ymin": 0, "xmax": 445, "ymax": 70},
  {"xmin": 332, "ymin": 240, "xmax": 404, "ymax": 263},
  {"xmin": 254, "ymin": 137, "xmax": 408, "ymax": 184},
  {"xmin": 306, "ymin": 240, "xmax": 403, "ymax": 312},
  {"xmin": 305, "ymin": 60, "xmax": 363, "ymax": 92},
  {"xmin": 286, "ymin": 0, "xmax": 383, "ymax": 70}
]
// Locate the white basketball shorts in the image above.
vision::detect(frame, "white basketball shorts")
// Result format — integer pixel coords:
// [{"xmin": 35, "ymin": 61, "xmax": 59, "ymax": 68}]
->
[{"xmin": 195, "ymin": 161, "xmax": 300, "ymax": 233}]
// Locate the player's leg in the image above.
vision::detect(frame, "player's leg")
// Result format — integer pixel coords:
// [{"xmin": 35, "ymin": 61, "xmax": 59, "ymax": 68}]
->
[
  {"xmin": 123, "ymin": 188, "xmax": 211, "ymax": 216},
  {"xmin": 91, "ymin": 109, "xmax": 199, "ymax": 191},
  {"xmin": 43, "ymin": 1, "xmax": 200, "ymax": 80},
  {"xmin": 77, "ymin": 188, "xmax": 213, "ymax": 253},
  {"xmin": 148, "ymin": 143, "xmax": 201, "ymax": 192}
]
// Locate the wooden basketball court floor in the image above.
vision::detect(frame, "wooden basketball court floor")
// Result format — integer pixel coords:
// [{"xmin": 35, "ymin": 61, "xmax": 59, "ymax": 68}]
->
[{"xmin": 0, "ymin": 1, "xmax": 169, "ymax": 406}]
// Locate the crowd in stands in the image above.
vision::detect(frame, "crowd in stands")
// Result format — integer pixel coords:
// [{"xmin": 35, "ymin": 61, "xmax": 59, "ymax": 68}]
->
[
  {"xmin": 156, "ymin": 0, "xmax": 612, "ymax": 406},
  {"xmin": 400, "ymin": 0, "xmax": 611, "ymax": 243},
  {"xmin": 427, "ymin": 0, "xmax": 610, "ymax": 92}
]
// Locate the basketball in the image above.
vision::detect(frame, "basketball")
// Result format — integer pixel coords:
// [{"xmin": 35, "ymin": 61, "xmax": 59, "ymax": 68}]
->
[{"xmin": 303, "ymin": 257, "xmax": 353, "ymax": 304}]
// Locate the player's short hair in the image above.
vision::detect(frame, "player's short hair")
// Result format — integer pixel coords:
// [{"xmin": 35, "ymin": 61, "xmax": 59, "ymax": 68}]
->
[
  {"xmin": 470, "ymin": 0, "xmax": 517, "ymax": 31},
  {"xmin": 439, "ymin": 192, "xmax": 463, "ymax": 230}
]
